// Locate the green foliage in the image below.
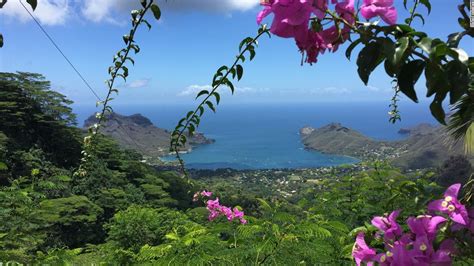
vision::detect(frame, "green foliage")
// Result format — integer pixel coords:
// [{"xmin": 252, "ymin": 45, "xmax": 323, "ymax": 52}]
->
[
  {"xmin": 81, "ymin": 0, "xmax": 162, "ymax": 175},
  {"xmin": 38, "ymin": 196, "xmax": 102, "ymax": 225},
  {"xmin": 0, "ymin": 72, "xmax": 82, "ymax": 171},
  {"xmin": 106, "ymin": 206, "xmax": 190, "ymax": 252},
  {"xmin": 349, "ymin": 0, "xmax": 473, "ymax": 137}
]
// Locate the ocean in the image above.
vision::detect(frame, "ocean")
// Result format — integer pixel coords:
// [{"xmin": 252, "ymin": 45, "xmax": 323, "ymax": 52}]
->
[{"xmin": 74, "ymin": 101, "xmax": 437, "ymax": 170}]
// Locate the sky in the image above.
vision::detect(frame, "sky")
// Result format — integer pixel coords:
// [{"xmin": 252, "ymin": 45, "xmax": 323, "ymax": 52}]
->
[{"xmin": 0, "ymin": 0, "xmax": 473, "ymax": 109}]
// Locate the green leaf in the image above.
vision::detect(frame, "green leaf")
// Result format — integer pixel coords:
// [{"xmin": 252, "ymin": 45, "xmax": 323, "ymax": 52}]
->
[
  {"xmin": 413, "ymin": 13, "xmax": 425, "ymax": 25},
  {"xmin": 186, "ymin": 111, "xmax": 194, "ymax": 119},
  {"xmin": 447, "ymin": 32, "xmax": 465, "ymax": 48},
  {"xmin": 150, "ymin": 4, "xmax": 161, "ymax": 20},
  {"xmin": 216, "ymin": 65, "xmax": 228, "ymax": 75},
  {"xmin": 226, "ymin": 80, "xmax": 235, "ymax": 94},
  {"xmin": 123, "ymin": 35, "xmax": 130, "ymax": 45},
  {"xmin": 432, "ymin": 42, "xmax": 448, "ymax": 58},
  {"xmin": 248, "ymin": 48, "xmax": 256, "ymax": 61},
  {"xmin": 125, "ymin": 57, "xmax": 135, "ymax": 65},
  {"xmin": 449, "ymin": 48, "xmax": 469, "ymax": 64},
  {"xmin": 419, "ymin": 0, "xmax": 431, "ymax": 14},
  {"xmin": 0, "ymin": 34, "xmax": 3, "ymax": 48},
  {"xmin": 205, "ymin": 101, "xmax": 216, "ymax": 113},
  {"xmin": 388, "ymin": 37, "xmax": 409, "ymax": 69},
  {"xmin": 356, "ymin": 42, "xmax": 385, "ymax": 85},
  {"xmin": 27, "ymin": 0, "xmax": 37, "ymax": 10},
  {"xmin": 188, "ymin": 124, "xmax": 195, "ymax": 135},
  {"xmin": 213, "ymin": 92, "xmax": 221, "ymax": 105},
  {"xmin": 236, "ymin": 64, "xmax": 244, "ymax": 81},
  {"xmin": 142, "ymin": 19, "xmax": 152, "ymax": 30},
  {"xmin": 180, "ymin": 135, "xmax": 187, "ymax": 145},
  {"xmin": 140, "ymin": 0, "xmax": 147, "ymax": 8},
  {"xmin": 198, "ymin": 106, "xmax": 205, "ymax": 116},
  {"xmin": 196, "ymin": 90, "xmax": 209, "ymax": 99},
  {"xmin": 239, "ymin": 37, "xmax": 253, "ymax": 52},
  {"xmin": 430, "ymin": 99, "xmax": 446, "ymax": 125},
  {"xmin": 416, "ymin": 37, "xmax": 432, "ymax": 54},
  {"xmin": 345, "ymin": 39, "xmax": 362, "ymax": 60},
  {"xmin": 398, "ymin": 60, "xmax": 425, "ymax": 103},
  {"xmin": 425, "ymin": 62, "xmax": 449, "ymax": 97},
  {"xmin": 446, "ymin": 60, "xmax": 469, "ymax": 104}
]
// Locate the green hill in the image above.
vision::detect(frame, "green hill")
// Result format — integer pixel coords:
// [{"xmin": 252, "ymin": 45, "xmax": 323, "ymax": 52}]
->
[{"xmin": 300, "ymin": 123, "xmax": 472, "ymax": 169}]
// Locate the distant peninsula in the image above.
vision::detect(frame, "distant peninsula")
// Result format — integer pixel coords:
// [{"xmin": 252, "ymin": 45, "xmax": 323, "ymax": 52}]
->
[
  {"xmin": 300, "ymin": 123, "xmax": 471, "ymax": 170},
  {"xmin": 84, "ymin": 113, "xmax": 214, "ymax": 159}
]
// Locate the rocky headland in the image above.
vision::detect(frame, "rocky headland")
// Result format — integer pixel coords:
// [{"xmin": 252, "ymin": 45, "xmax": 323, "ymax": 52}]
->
[
  {"xmin": 84, "ymin": 113, "xmax": 214, "ymax": 159},
  {"xmin": 300, "ymin": 123, "xmax": 471, "ymax": 170}
]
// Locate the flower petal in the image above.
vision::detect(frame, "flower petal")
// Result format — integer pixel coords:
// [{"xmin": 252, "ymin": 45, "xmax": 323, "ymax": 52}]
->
[{"xmin": 445, "ymin": 183, "xmax": 461, "ymax": 198}]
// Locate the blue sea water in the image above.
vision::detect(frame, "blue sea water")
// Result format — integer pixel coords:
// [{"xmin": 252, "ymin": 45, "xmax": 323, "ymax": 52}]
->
[{"xmin": 74, "ymin": 102, "xmax": 437, "ymax": 170}]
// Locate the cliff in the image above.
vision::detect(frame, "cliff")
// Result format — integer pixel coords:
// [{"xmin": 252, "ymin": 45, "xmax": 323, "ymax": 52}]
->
[
  {"xmin": 300, "ymin": 123, "xmax": 471, "ymax": 170},
  {"xmin": 84, "ymin": 113, "xmax": 214, "ymax": 158}
]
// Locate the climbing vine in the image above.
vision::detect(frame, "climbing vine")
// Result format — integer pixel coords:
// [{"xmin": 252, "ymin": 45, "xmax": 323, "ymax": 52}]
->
[
  {"xmin": 170, "ymin": 25, "xmax": 271, "ymax": 174},
  {"xmin": 77, "ymin": 0, "xmax": 161, "ymax": 176}
]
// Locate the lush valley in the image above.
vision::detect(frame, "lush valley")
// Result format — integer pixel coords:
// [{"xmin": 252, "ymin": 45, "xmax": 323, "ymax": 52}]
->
[
  {"xmin": 1, "ymin": 72, "xmax": 473, "ymax": 265},
  {"xmin": 1, "ymin": 0, "xmax": 473, "ymax": 264}
]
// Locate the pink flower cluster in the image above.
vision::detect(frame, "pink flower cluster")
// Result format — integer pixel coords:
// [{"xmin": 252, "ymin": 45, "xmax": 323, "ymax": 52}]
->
[
  {"xmin": 257, "ymin": 0, "xmax": 397, "ymax": 64},
  {"xmin": 193, "ymin": 190, "xmax": 247, "ymax": 224},
  {"xmin": 352, "ymin": 184, "xmax": 473, "ymax": 266}
]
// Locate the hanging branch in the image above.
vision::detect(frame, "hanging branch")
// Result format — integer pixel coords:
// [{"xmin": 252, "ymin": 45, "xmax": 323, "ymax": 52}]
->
[
  {"xmin": 77, "ymin": 0, "xmax": 161, "ymax": 176},
  {"xmin": 170, "ymin": 25, "xmax": 271, "ymax": 175},
  {"xmin": 388, "ymin": 80, "xmax": 402, "ymax": 124}
]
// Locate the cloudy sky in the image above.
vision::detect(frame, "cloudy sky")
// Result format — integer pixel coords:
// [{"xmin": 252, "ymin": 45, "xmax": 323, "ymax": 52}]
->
[{"xmin": 1, "ymin": 0, "xmax": 472, "ymax": 108}]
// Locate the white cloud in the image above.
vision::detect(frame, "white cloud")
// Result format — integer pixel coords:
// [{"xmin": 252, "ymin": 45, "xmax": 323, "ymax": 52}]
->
[
  {"xmin": 177, "ymin": 85, "xmax": 212, "ymax": 96},
  {"xmin": 0, "ymin": 0, "xmax": 259, "ymax": 26},
  {"xmin": 309, "ymin": 87, "xmax": 351, "ymax": 95},
  {"xmin": 177, "ymin": 84, "xmax": 269, "ymax": 97},
  {"xmin": 157, "ymin": 0, "xmax": 259, "ymax": 13},
  {"xmin": 366, "ymin": 85, "xmax": 380, "ymax": 92},
  {"xmin": 126, "ymin": 78, "xmax": 151, "ymax": 89},
  {"xmin": 1, "ymin": 0, "xmax": 69, "ymax": 26}
]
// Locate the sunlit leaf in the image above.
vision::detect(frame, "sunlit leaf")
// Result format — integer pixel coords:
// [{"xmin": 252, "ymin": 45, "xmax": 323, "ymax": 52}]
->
[{"xmin": 151, "ymin": 4, "xmax": 161, "ymax": 20}]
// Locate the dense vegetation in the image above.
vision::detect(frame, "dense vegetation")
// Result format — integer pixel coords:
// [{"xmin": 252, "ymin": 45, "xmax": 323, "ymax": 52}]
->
[
  {"xmin": 1, "ymin": 0, "xmax": 473, "ymax": 264},
  {"xmin": 0, "ymin": 72, "xmax": 472, "ymax": 264}
]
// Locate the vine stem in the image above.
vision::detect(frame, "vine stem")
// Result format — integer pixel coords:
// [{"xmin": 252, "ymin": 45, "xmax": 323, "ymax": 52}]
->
[
  {"xmin": 407, "ymin": 0, "xmax": 420, "ymax": 27},
  {"xmin": 94, "ymin": 1, "xmax": 154, "ymax": 136},
  {"xmin": 172, "ymin": 28, "xmax": 270, "ymax": 174},
  {"xmin": 325, "ymin": 10, "xmax": 360, "ymax": 34}
]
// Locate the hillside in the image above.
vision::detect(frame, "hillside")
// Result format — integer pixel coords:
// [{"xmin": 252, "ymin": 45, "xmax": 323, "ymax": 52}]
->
[
  {"xmin": 300, "ymin": 123, "xmax": 471, "ymax": 169},
  {"xmin": 84, "ymin": 113, "xmax": 214, "ymax": 158}
]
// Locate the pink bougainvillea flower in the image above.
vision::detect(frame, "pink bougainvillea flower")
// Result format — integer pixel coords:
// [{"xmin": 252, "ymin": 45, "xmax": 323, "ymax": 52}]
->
[
  {"xmin": 428, "ymin": 183, "xmax": 469, "ymax": 225},
  {"xmin": 371, "ymin": 210, "xmax": 402, "ymax": 241},
  {"xmin": 257, "ymin": 0, "xmax": 324, "ymax": 42},
  {"xmin": 407, "ymin": 215, "xmax": 447, "ymax": 241},
  {"xmin": 411, "ymin": 236, "xmax": 455, "ymax": 265},
  {"xmin": 331, "ymin": 0, "xmax": 356, "ymax": 26},
  {"xmin": 233, "ymin": 207, "xmax": 244, "ymax": 219},
  {"xmin": 206, "ymin": 197, "xmax": 220, "ymax": 210},
  {"xmin": 431, "ymin": 239, "xmax": 456, "ymax": 265},
  {"xmin": 299, "ymin": 31, "xmax": 328, "ymax": 64},
  {"xmin": 208, "ymin": 209, "xmax": 220, "ymax": 221},
  {"xmin": 360, "ymin": 0, "xmax": 397, "ymax": 25},
  {"xmin": 192, "ymin": 192, "xmax": 200, "ymax": 202},
  {"xmin": 221, "ymin": 206, "xmax": 234, "ymax": 221},
  {"xmin": 352, "ymin": 233, "xmax": 376, "ymax": 266},
  {"xmin": 200, "ymin": 190, "xmax": 213, "ymax": 197},
  {"xmin": 233, "ymin": 207, "xmax": 248, "ymax": 224},
  {"xmin": 374, "ymin": 234, "xmax": 413, "ymax": 265}
]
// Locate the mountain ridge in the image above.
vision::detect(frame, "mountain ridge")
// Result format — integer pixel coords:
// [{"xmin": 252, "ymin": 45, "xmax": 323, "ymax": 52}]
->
[
  {"xmin": 300, "ymin": 123, "xmax": 471, "ymax": 169},
  {"xmin": 83, "ymin": 113, "xmax": 214, "ymax": 159}
]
